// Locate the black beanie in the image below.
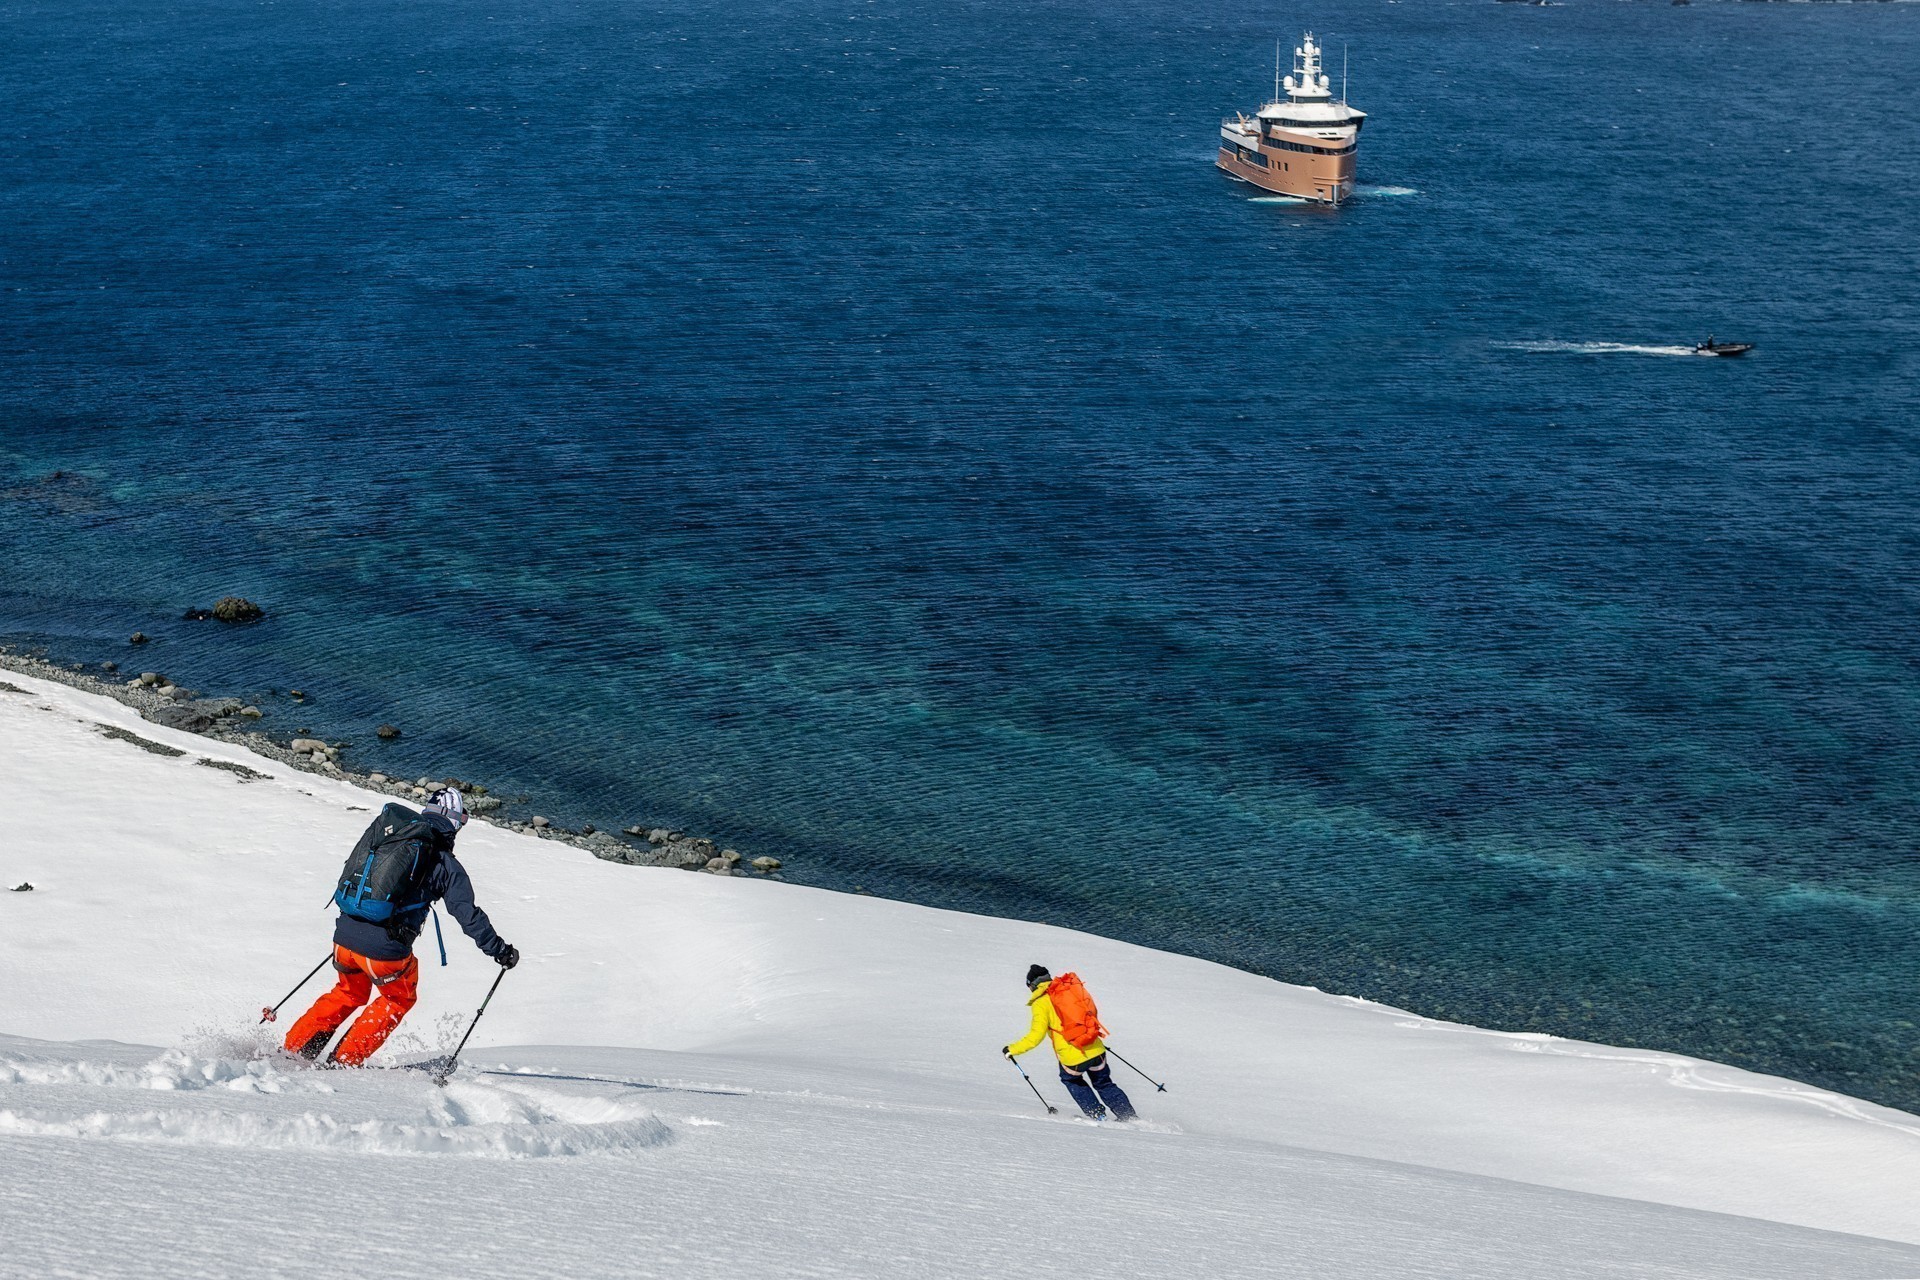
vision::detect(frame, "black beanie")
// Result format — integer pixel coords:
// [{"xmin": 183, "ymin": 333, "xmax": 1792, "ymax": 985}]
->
[{"xmin": 1025, "ymin": 964, "xmax": 1051, "ymax": 988}]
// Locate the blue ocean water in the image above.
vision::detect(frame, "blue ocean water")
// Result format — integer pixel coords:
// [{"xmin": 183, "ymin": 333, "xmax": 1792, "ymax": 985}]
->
[{"xmin": 4, "ymin": 0, "xmax": 1918, "ymax": 1107}]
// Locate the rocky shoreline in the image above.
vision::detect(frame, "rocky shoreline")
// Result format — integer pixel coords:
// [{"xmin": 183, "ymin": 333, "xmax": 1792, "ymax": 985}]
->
[{"xmin": 0, "ymin": 647, "xmax": 782, "ymax": 880}]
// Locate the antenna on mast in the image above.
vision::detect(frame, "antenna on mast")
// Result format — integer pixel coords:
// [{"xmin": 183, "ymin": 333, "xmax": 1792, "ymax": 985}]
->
[
  {"xmin": 1343, "ymin": 42, "xmax": 1349, "ymax": 105},
  {"xmin": 1274, "ymin": 39, "xmax": 1281, "ymax": 103}
]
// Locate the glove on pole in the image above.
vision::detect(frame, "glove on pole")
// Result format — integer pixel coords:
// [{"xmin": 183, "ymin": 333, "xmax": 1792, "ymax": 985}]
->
[
  {"xmin": 434, "ymin": 968, "xmax": 507, "ymax": 1088},
  {"xmin": 1005, "ymin": 1052, "xmax": 1058, "ymax": 1115},
  {"xmin": 260, "ymin": 954, "xmax": 333, "ymax": 1025},
  {"xmin": 1103, "ymin": 1045, "xmax": 1168, "ymax": 1092}
]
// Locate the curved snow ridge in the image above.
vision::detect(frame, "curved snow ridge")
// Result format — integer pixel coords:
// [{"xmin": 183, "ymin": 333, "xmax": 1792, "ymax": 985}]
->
[
  {"xmin": 1511, "ymin": 1040, "xmax": 1920, "ymax": 1139},
  {"xmin": 433, "ymin": 1078, "xmax": 665, "ymax": 1128},
  {"xmin": 0, "ymin": 1048, "xmax": 300, "ymax": 1094},
  {"xmin": 0, "ymin": 1101, "xmax": 675, "ymax": 1159}
]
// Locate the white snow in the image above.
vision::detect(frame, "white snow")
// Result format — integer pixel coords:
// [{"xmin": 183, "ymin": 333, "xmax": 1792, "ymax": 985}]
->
[{"xmin": 3, "ymin": 670, "xmax": 1919, "ymax": 1278}]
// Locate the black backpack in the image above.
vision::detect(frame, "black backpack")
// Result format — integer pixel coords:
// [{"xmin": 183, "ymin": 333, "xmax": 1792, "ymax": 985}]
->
[{"xmin": 333, "ymin": 803, "xmax": 438, "ymax": 928}]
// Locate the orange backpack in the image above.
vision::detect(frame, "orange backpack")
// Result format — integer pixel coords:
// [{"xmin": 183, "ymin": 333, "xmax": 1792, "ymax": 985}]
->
[{"xmin": 1047, "ymin": 973, "xmax": 1109, "ymax": 1049}]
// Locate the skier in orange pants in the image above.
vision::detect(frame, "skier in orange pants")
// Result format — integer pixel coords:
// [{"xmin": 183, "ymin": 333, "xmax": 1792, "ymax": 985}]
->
[
  {"xmin": 284, "ymin": 947, "xmax": 423, "ymax": 1068},
  {"xmin": 284, "ymin": 788, "xmax": 516, "ymax": 1067}
]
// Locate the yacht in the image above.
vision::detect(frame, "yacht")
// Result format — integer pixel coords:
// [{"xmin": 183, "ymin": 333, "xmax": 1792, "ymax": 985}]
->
[{"xmin": 1218, "ymin": 34, "xmax": 1365, "ymax": 204}]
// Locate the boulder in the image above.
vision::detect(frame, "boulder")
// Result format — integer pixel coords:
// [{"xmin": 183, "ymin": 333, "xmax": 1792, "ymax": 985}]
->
[
  {"xmin": 531, "ymin": 816, "xmax": 550, "ymax": 829},
  {"xmin": 288, "ymin": 738, "xmax": 329, "ymax": 753},
  {"xmin": 213, "ymin": 596, "xmax": 264, "ymax": 623},
  {"xmin": 239, "ymin": 706, "xmax": 263, "ymax": 718},
  {"xmin": 720, "ymin": 849, "xmax": 742, "ymax": 865},
  {"xmin": 646, "ymin": 828, "xmax": 672, "ymax": 845},
  {"xmin": 466, "ymin": 795, "xmax": 502, "ymax": 813},
  {"xmin": 129, "ymin": 632, "xmax": 149, "ymax": 645},
  {"xmin": 368, "ymin": 773, "xmax": 389, "ymax": 784},
  {"xmin": 376, "ymin": 724, "xmax": 401, "ymax": 740},
  {"xmin": 657, "ymin": 840, "xmax": 712, "ymax": 870},
  {"xmin": 150, "ymin": 705, "xmax": 215, "ymax": 733},
  {"xmin": 751, "ymin": 856, "xmax": 782, "ymax": 872},
  {"xmin": 191, "ymin": 698, "xmax": 243, "ymax": 719},
  {"xmin": 584, "ymin": 832, "xmax": 664, "ymax": 866},
  {"xmin": 704, "ymin": 858, "xmax": 733, "ymax": 875},
  {"xmin": 138, "ymin": 673, "xmax": 161, "ymax": 686}
]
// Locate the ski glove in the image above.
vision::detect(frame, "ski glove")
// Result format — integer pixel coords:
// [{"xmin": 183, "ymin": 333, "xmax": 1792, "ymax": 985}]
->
[{"xmin": 496, "ymin": 944, "xmax": 520, "ymax": 969}]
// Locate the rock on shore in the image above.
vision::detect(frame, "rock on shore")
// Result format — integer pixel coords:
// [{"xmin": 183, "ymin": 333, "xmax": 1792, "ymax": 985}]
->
[{"xmin": 0, "ymin": 647, "xmax": 788, "ymax": 883}]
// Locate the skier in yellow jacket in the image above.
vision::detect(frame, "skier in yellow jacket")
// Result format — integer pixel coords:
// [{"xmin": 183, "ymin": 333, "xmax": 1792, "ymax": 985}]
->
[{"xmin": 1003, "ymin": 964, "xmax": 1136, "ymax": 1120}]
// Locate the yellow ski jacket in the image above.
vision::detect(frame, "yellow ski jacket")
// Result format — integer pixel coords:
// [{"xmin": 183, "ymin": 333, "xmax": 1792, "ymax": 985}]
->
[{"xmin": 1006, "ymin": 984, "xmax": 1105, "ymax": 1068}]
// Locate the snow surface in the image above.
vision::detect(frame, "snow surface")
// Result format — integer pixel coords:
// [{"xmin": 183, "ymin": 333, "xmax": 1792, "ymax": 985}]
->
[{"xmin": 3, "ymin": 670, "xmax": 1919, "ymax": 1278}]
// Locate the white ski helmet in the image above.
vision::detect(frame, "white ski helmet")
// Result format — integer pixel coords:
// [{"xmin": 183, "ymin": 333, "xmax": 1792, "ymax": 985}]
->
[{"xmin": 426, "ymin": 786, "xmax": 468, "ymax": 829}]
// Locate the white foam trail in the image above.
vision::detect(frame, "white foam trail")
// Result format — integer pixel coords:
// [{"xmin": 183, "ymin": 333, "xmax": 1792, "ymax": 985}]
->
[
  {"xmin": 1355, "ymin": 184, "xmax": 1420, "ymax": 196},
  {"xmin": 1499, "ymin": 340, "xmax": 1697, "ymax": 357},
  {"xmin": 1249, "ymin": 196, "xmax": 1308, "ymax": 205}
]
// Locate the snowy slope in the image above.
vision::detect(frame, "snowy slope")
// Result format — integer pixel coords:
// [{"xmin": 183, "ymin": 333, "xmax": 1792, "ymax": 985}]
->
[{"xmin": 3, "ymin": 670, "xmax": 1919, "ymax": 1279}]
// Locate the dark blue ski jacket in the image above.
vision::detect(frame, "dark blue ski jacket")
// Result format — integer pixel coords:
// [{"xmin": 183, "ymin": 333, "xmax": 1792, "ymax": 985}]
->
[{"xmin": 333, "ymin": 809, "xmax": 506, "ymax": 962}]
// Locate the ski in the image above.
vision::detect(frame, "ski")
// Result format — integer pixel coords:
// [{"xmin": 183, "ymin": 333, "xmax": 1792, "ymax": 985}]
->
[{"xmin": 478, "ymin": 1068, "xmax": 748, "ymax": 1097}]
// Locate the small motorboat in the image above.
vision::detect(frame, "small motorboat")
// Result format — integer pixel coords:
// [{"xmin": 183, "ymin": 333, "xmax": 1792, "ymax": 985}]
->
[{"xmin": 1694, "ymin": 336, "xmax": 1753, "ymax": 357}]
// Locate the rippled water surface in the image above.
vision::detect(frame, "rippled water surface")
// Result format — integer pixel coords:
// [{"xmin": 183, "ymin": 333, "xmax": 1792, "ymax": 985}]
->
[{"xmin": 4, "ymin": 0, "xmax": 1918, "ymax": 1108}]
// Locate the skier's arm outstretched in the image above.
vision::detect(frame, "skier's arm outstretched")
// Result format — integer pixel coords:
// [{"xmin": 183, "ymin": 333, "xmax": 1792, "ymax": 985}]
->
[
  {"xmin": 441, "ymin": 852, "xmax": 518, "ymax": 967},
  {"xmin": 1003, "ymin": 995, "xmax": 1050, "ymax": 1058}
]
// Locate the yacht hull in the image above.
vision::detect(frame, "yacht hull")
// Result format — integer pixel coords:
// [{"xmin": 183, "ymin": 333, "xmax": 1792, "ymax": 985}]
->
[{"xmin": 1216, "ymin": 145, "xmax": 1355, "ymax": 204}]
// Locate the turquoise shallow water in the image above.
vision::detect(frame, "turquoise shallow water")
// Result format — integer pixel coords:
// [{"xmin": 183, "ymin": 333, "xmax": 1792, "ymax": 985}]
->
[{"xmin": 3, "ymin": 0, "xmax": 1919, "ymax": 1108}]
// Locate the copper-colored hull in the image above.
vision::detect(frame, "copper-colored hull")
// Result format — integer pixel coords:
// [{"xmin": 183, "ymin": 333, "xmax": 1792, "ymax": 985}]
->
[{"xmin": 1216, "ymin": 146, "xmax": 1355, "ymax": 204}]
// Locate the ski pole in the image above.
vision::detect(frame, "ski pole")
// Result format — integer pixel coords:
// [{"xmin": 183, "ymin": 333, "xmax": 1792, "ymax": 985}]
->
[
  {"xmin": 434, "ymin": 968, "xmax": 507, "ymax": 1087},
  {"xmin": 260, "ymin": 954, "xmax": 332, "ymax": 1024},
  {"xmin": 1005, "ymin": 1052, "xmax": 1057, "ymax": 1115},
  {"xmin": 1104, "ymin": 1046, "xmax": 1167, "ymax": 1092}
]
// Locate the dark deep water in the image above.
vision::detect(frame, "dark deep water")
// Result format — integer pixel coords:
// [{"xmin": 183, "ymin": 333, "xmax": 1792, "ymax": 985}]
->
[{"xmin": 4, "ymin": 0, "xmax": 1918, "ymax": 1109}]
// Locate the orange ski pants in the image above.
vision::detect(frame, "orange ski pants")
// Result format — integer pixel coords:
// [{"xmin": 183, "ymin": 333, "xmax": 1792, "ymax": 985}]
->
[{"xmin": 283, "ymin": 944, "xmax": 420, "ymax": 1067}]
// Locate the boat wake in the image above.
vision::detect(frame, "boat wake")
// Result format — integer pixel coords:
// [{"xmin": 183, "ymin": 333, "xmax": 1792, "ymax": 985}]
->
[
  {"xmin": 1249, "ymin": 185, "xmax": 1418, "ymax": 207},
  {"xmin": 1499, "ymin": 340, "xmax": 1697, "ymax": 357}
]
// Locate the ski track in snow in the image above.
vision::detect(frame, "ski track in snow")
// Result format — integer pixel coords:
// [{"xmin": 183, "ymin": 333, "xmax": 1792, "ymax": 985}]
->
[
  {"xmin": 0, "ymin": 1104, "xmax": 673, "ymax": 1158},
  {"xmin": 0, "ymin": 1047, "xmax": 312, "ymax": 1093},
  {"xmin": 0, "ymin": 1046, "xmax": 674, "ymax": 1158}
]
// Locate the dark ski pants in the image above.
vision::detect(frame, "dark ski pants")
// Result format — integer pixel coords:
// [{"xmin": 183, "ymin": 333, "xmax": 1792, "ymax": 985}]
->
[{"xmin": 1059, "ymin": 1054, "xmax": 1135, "ymax": 1120}]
